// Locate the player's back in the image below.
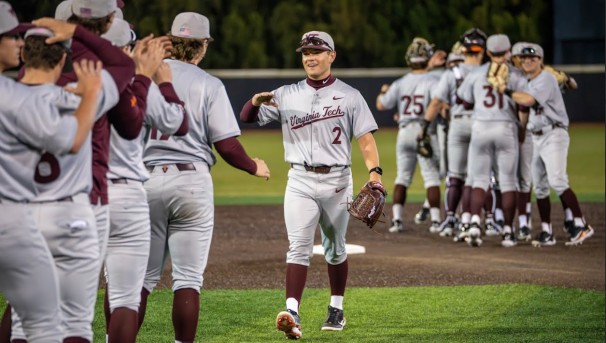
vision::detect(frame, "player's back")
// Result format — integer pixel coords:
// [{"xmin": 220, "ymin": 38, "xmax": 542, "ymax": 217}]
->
[
  {"xmin": 143, "ymin": 59, "xmax": 240, "ymax": 167},
  {"xmin": 384, "ymin": 72, "xmax": 439, "ymax": 125}
]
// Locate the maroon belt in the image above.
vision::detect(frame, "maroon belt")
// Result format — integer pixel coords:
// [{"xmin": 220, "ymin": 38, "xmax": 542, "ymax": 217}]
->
[
  {"xmin": 147, "ymin": 163, "xmax": 197, "ymax": 173},
  {"xmin": 292, "ymin": 164, "xmax": 332, "ymax": 174}
]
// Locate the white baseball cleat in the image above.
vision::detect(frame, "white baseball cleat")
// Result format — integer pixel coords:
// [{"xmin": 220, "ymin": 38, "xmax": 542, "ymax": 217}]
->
[{"xmin": 465, "ymin": 224, "xmax": 482, "ymax": 247}]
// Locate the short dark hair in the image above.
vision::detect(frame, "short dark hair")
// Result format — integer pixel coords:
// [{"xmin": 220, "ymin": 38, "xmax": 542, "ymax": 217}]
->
[
  {"xmin": 168, "ymin": 35, "xmax": 206, "ymax": 62},
  {"xmin": 67, "ymin": 14, "xmax": 113, "ymax": 35},
  {"xmin": 22, "ymin": 35, "xmax": 67, "ymax": 70}
]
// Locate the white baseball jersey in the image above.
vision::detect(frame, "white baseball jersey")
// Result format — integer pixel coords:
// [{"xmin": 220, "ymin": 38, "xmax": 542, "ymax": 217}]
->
[
  {"xmin": 256, "ymin": 79, "xmax": 377, "ymax": 166},
  {"xmin": 0, "ymin": 76, "xmax": 77, "ymax": 201},
  {"xmin": 434, "ymin": 63, "xmax": 477, "ymax": 115},
  {"xmin": 29, "ymin": 71, "xmax": 119, "ymax": 201},
  {"xmin": 525, "ymin": 70, "xmax": 570, "ymax": 130},
  {"xmin": 380, "ymin": 72, "xmax": 440, "ymax": 127},
  {"xmin": 109, "ymin": 81, "xmax": 186, "ymax": 181},
  {"xmin": 457, "ymin": 62, "xmax": 527, "ymax": 122},
  {"xmin": 143, "ymin": 59, "xmax": 240, "ymax": 166}
]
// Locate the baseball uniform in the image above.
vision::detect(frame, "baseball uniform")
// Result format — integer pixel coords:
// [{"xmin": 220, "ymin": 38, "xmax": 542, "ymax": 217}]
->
[
  {"xmin": 10, "ymin": 71, "xmax": 119, "ymax": 343},
  {"xmin": 0, "ymin": 75, "xmax": 69, "ymax": 343}
]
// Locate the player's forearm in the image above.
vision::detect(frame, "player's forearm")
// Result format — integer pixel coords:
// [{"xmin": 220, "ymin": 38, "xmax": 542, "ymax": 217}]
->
[
  {"xmin": 108, "ymin": 76, "xmax": 150, "ymax": 140},
  {"xmin": 240, "ymin": 99, "xmax": 260, "ymax": 123},
  {"xmin": 357, "ymin": 132, "xmax": 381, "ymax": 182},
  {"xmin": 158, "ymin": 82, "xmax": 188, "ymax": 136},
  {"xmin": 507, "ymin": 90, "xmax": 536, "ymax": 107},
  {"xmin": 214, "ymin": 137, "xmax": 257, "ymax": 175},
  {"xmin": 71, "ymin": 89, "xmax": 101, "ymax": 152},
  {"xmin": 423, "ymin": 98, "xmax": 442, "ymax": 122},
  {"xmin": 73, "ymin": 26, "xmax": 135, "ymax": 92}
]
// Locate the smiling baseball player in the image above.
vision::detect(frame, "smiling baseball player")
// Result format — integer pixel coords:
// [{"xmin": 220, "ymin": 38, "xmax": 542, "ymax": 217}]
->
[{"xmin": 241, "ymin": 30, "xmax": 382, "ymax": 339}]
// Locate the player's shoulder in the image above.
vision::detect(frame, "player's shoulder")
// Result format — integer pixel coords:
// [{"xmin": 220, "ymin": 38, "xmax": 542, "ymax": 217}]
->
[{"xmin": 29, "ymin": 84, "xmax": 80, "ymax": 111}]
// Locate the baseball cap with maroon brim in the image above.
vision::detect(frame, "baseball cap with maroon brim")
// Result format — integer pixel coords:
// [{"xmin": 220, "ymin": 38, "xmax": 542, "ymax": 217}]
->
[
  {"xmin": 72, "ymin": 0, "xmax": 117, "ymax": 19},
  {"xmin": 517, "ymin": 43, "xmax": 543, "ymax": 58},
  {"xmin": 486, "ymin": 34, "xmax": 511, "ymax": 54},
  {"xmin": 296, "ymin": 31, "xmax": 334, "ymax": 52},
  {"xmin": 0, "ymin": 1, "xmax": 32, "ymax": 36},
  {"xmin": 171, "ymin": 12, "xmax": 213, "ymax": 41}
]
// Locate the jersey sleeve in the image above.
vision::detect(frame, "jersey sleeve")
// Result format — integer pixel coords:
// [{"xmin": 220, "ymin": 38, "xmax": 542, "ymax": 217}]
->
[
  {"xmin": 526, "ymin": 73, "xmax": 556, "ymax": 106},
  {"xmin": 257, "ymin": 88, "xmax": 282, "ymax": 126},
  {"xmin": 378, "ymin": 80, "xmax": 399, "ymax": 110},
  {"xmin": 433, "ymin": 71, "xmax": 453, "ymax": 104},
  {"xmin": 144, "ymin": 82, "xmax": 186, "ymax": 135},
  {"xmin": 350, "ymin": 90, "xmax": 378, "ymax": 139},
  {"xmin": 456, "ymin": 71, "xmax": 476, "ymax": 104},
  {"xmin": 206, "ymin": 79, "xmax": 241, "ymax": 143}
]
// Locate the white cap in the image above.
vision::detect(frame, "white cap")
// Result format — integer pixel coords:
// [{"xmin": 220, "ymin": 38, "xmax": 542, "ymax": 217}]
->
[
  {"xmin": 296, "ymin": 31, "xmax": 334, "ymax": 52},
  {"xmin": 24, "ymin": 27, "xmax": 72, "ymax": 49},
  {"xmin": 101, "ymin": 18, "xmax": 134, "ymax": 47},
  {"xmin": 71, "ymin": 0, "xmax": 117, "ymax": 19},
  {"xmin": 517, "ymin": 42, "xmax": 544, "ymax": 58},
  {"xmin": 486, "ymin": 34, "xmax": 511, "ymax": 53},
  {"xmin": 55, "ymin": 0, "xmax": 73, "ymax": 21},
  {"xmin": 0, "ymin": 1, "xmax": 26, "ymax": 35},
  {"xmin": 170, "ymin": 12, "xmax": 213, "ymax": 40}
]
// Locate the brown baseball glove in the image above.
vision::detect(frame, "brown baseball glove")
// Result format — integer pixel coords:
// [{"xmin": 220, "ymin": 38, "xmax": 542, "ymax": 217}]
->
[
  {"xmin": 486, "ymin": 62, "xmax": 509, "ymax": 92},
  {"xmin": 348, "ymin": 181, "xmax": 387, "ymax": 229}
]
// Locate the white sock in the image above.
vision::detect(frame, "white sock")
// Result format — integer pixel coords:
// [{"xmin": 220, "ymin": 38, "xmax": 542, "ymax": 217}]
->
[
  {"xmin": 106, "ymin": 335, "xmax": 109, "ymax": 343},
  {"xmin": 503, "ymin": 225, "xmax": 513, "ymax": 234},
  {"xmin": 518, "ymin": 214, "xmax": 527, "ymax": 228},
  {"xmin": 573, "ymin": 217, "xmax": 585, "ymax": 227},
  {"xmin": 461, "ymin": 212, "xmax": 471, "ymax": 224},
  {"xmin": 565, "ymin": 208, "xmax": 573, "ymax": 221},
  {"xmin": 423, "ymin": 199, "xmax": 429, "ymax": 208},
  {"xmin": 495, "ymin": 208, "xmax": 504, "ymax": 222},
  {"xmin": 330, "ymin": 296, "xmax": 344, "ymax": 310},
  {"xmin": 175, "ymin": 341, "xmax": 183, "ymax": 343},
  {"xmin": 392, "ymin": 204, "xmax": 403, "ymax": 221},
  {"xmin": 471, "ymin": 214, "xmax": 481, "ymax": 225},
  {"xmin": 286, "ymin": 297, "xmax": 299, "ymax": 313},
  {"xmin": 541, "ymin": 222, "xmax": 552, "ymax": 234},
  {"xmin": 430, "ymin": 207, "xmax": 441, "ymax": 222},
  {"xmin": 526, "ymin": 202, "xmax": 532, "ymax": 214}
]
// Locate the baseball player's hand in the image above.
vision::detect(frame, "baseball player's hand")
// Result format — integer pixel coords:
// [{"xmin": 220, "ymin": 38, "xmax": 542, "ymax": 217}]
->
[
  {"xmin": 416, "ymin": 129, "xmax": 426, "ymax": 142},
  {"xmin": 32, "ymin": 18, "xmax": 76, "ymax": 43},
  {"xmin": 150, "ymin": 36, "xmax": 173, "ymax": 58},
  {"xmin": 252, "ymin": 92, "xmax": 277, "ymax": 107},
  {"xmin": 65, "ymin": 59, "xmax": 103, "ymax": 96},
  {"xmin": 132, "ymin": 34, "xmax": 164, "ymax": 78},
  {"xmin": 152, "ymin": 62, "xmax": 172, "ymax": 84},
  {"xmin": 252, "ymin": 158, "xmax": 270, "ymax": 180}
]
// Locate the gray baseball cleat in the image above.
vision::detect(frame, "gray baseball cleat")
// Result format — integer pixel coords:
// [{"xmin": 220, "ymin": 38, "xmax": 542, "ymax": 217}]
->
[
  {"xmin": 321, "ymin": 305, "xmax": 346, "ymax": 331},
  {"xmin": 414, "ymin": 206, "xmax": 430, "ymax": 224}
]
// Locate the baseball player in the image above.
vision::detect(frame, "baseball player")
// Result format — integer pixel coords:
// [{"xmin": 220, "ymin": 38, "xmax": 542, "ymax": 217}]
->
[
  {"xmin": 60, "ymin": 0, "xmax": 141, "ymax": 274},
  {"xmin": 138, "ymin": 12, "xmax": 270, "ymax": 343},
  {"xmin": 456, "ymin": 34, "xmax": 528, "ymax": 247},
  {"xmin": 8, "ymin": 23, "xmax": 126, "ymax": 343},
  {"xmin": 501, "ymin": 43, "xmax": 594, "ymax": 246},
  {"xmin": 0, "ymin": 4, "xmax": 97, "ymax": 342},
  {"xmin": 419, "ymin": 28, "xmax": 487, "ymax": 238},
  {"xmin": 240, "ymin": 30, "xmax": 381, "ymax": 339},
  {"xmin": 377, "ymin": 37, "xmax": 442, "ymax": 233},
  {"xmin": 100, "ymin": 19, "xmax": 189, "ymax": 343}
]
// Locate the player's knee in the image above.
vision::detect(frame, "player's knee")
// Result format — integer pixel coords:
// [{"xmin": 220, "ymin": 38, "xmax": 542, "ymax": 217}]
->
[
  {"xmin": 499, "ymin": 181, "xmax": 517, "ymax": 193},
  {"xmin": 552, "ymin": 183, "xmax": 570, "ymax": 196},
  {"xmin": 173, "ymin": 282, "xmax": 201, "ymax": 293},
  {"xmin": 448, "ymin": 177, "xmax": 464, "ymax": 188},
  {"xmin": 533, "ymin": 185, "xmax": 550, "ymax": 199},
  {"xmin": 325, "ymin": 253, "xmax": 347, "ymax": 265}
]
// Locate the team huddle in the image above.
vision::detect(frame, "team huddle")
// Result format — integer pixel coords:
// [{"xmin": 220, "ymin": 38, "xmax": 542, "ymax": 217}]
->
[
  {"xmin": 0, "ymin": 0, "xmax": 594, "ymax": 342},
  {"xmin": 378, "ymin": 28, "xmax": 593, "ymax": 250}
]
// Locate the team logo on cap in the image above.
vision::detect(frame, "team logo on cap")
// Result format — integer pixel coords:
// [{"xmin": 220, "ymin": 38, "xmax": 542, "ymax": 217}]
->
[
  {"xmin": 179, "ymin": 25, "xmax": 191, "ymax": 36},
  {"xmin": 79, "ymin": 7, "xmax": 93, "ymax": 17}
]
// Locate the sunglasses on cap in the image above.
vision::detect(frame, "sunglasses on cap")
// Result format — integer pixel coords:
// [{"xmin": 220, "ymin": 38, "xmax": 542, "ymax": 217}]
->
[
  {"xmin": 520, "ymin": 47, "xmax": 538, "ymax": 55},
  {"xmin": 298, "ymin": 36, "xmax": 331, "ymax": 50}
]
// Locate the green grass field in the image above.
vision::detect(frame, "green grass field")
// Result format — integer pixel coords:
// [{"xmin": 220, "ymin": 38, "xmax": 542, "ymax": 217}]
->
[
  {"xmin": 213, "ymin": 125, "xmax": 605, "ymax": 204},
  {"xmin": 94, "ymin": 285, "xmax": 603, "ymax": 342}
]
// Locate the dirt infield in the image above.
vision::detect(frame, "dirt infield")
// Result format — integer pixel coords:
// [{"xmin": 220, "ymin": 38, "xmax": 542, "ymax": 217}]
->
[{"xmin": 155, "ymin": 202, "xmax": 604, "ymax": 291}]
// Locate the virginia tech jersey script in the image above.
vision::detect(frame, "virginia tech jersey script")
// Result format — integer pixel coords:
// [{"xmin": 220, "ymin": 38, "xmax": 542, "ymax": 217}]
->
[
  {"xmin": 256, "ymin": 79, "xmax": 378, "ymax": 167},
  {"xmin": 143, "ymin": 59, "xmax": 240, "ymax": 167}
]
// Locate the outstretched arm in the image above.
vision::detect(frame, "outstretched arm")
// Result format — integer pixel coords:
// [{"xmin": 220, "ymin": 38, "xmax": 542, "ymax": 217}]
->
[{"xmin": 214, "ymin": 137, "xmax": 270, "ymax": 180}]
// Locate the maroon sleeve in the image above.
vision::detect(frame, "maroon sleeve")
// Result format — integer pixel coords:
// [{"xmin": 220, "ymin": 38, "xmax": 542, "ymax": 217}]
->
[
  {"xmin": 517, "ymin": 104, "xmax": 530, "ymax": 113},
  {"xmin": 72, "ymin": 25, "xmax": 135, "ymax": 92},
  {"xmin": 462, "ymin": 100, "xmax": 474, "ymax": 110},
  {"xmin": 214, "ymin": 137, "xmax": 257, "ymax": 175},
  {"xmin": 107, "ymin": 75, "xmax": 150, "ymax": 140},
  {"xmin": 158, "ymin": 82, "xmax": 188, "ymax": 136},
  {"xmin": 240, "ymin": 99, "xmax": 260, "ymax": 123}
]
